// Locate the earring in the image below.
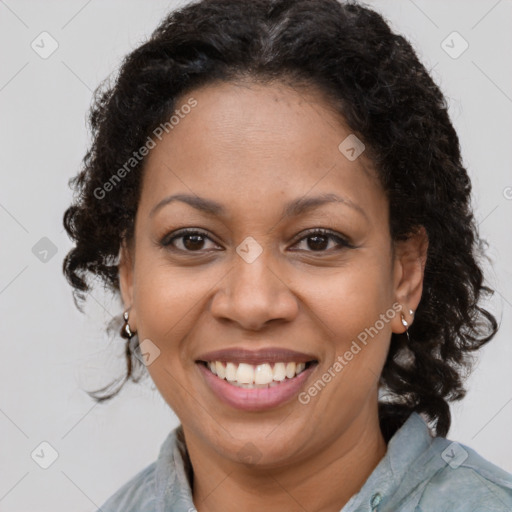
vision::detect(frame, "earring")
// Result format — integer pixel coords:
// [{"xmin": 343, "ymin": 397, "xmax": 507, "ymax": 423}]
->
[
  {"xmin": 121, "ymin": 309, "xmax": 136, "ymax": 339},
  {"xmin": 401, "ymin": 312, "xmax": 411, "ymax": 343}
]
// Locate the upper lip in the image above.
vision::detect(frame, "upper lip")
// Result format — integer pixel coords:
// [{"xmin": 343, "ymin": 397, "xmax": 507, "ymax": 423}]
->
[{"xmin": 196, "ymin": 348, "xmax": 318, "ymax": 365}]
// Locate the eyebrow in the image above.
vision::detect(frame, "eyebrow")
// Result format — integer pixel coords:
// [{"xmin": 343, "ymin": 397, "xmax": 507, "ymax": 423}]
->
[{"xmin": 149, "ymin": 192, "xmax": 367, "ymax": 220}]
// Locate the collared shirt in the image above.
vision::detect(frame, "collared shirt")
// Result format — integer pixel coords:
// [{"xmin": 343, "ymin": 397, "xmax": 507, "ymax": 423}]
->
[{"xmin": 98, "ymin": 412, "xmax": 512, "ymax": 511}]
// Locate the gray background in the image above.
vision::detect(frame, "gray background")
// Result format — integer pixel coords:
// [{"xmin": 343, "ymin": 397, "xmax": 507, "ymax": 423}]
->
[{"xmin": 1, "ymin": 0, "xmax": 511, "ymax": 510}]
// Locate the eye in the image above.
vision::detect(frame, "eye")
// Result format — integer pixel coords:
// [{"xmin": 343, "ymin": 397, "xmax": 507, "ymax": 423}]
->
[
  {"xmin": 160, "ymin": 227, "xmax": 354, "ymax": 254},
  {"xmin": 161, "ymin": 228, "xmax": 220, "ymax": 252},
  {"xmin": 291, "ymin": 228, "xmax": 353, "ymax": 252}
]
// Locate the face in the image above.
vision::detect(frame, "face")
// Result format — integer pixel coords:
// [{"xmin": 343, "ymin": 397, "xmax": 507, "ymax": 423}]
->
[{"xmin": 119, "ymin": 80, "xmax": 427, "ymax": 467}]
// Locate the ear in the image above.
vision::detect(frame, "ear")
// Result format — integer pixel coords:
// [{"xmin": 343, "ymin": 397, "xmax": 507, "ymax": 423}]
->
[
  {"xmin": 390, "ymin": 225, "xmax": 429, "ymax": 334},
  {"xmin": 118, "ymin": 239, "xmax": 137, "ymax": 329}
]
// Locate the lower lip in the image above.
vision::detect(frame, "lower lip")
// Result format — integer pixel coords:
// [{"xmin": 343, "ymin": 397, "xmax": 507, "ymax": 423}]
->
[{"xmin": 197, "ymin": 362, "xmax": 317, "ymax": 411}]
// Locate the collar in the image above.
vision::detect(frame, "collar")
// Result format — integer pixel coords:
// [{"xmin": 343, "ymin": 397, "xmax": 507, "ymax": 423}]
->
[
  {"xmin": 154, "ymin": 412, "xmax": 435, "ymax": 512},
  {"xmin": 341, "ymin": 412, "xmax": 436, "ymax": 511}
]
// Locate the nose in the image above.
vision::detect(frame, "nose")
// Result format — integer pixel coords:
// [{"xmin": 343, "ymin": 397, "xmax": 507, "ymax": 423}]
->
[{"xmin": 210, "ymin": 249, "xmax": 299, "ymax": 331}]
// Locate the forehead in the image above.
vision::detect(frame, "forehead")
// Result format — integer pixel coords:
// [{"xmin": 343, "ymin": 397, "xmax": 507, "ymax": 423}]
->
[{"xmin": 138, "ymin": 80, "xmax": 386, "ymax": 223}]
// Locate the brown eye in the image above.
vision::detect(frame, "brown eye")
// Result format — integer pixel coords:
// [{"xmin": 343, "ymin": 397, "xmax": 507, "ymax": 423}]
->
[
  {"xmin": 291, "ymin": 229, "xmax": 353, "ymax": 252},
  {"xmin": 161, "ymin": 229, "xmax": 220, "ymax": 252}
]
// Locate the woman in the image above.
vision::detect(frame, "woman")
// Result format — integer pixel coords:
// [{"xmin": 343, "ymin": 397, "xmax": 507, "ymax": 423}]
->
[{"xmin": 62, "ymin": 0, "xmax": 512, "ymax": 510}]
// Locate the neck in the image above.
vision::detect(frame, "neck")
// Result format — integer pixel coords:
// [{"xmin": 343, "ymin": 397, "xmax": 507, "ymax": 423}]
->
[{"xmin": 184, "ymin": 406, "xmax": 388, "ymax": 512}]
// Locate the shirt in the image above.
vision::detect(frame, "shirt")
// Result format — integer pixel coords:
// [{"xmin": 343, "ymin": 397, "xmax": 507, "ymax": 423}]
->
[{"xmin": 97, "ymin": 412, "xmax": 512, "ymax": 511}]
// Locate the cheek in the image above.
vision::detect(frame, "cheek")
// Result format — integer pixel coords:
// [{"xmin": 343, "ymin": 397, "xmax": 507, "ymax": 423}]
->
[
  {"xmin": 297, "ymin": 254, "xmax": 394, "ymax": 403},
  {"xmin": 132, "ymin": 255, "xmax": 213, "ymax": 342},
  {"xmin": 297, "ymin": 255, "xmax": 395, "ymax": 342},
  {"xmin": 131, "ymin": 259, "xmax": 203, "ymax": 413}
]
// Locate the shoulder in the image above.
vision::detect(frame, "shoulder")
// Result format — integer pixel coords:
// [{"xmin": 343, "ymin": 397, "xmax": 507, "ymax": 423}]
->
[
  {"xmin": 95, "ymin": 425, "xmax": 192, "ymax": 512},
  {"xmin": 416, "ymin": 437, "xmax": 512, "ymax": 511},
  {"xmin": 97, "ymin": 461, "xmax": 159, "ymax": 512}
]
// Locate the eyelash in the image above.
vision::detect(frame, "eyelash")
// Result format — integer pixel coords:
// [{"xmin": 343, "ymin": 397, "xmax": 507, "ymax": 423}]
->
[{"xmin": 160, "ymin": 228, "xmax": 354, "ymax": 254}]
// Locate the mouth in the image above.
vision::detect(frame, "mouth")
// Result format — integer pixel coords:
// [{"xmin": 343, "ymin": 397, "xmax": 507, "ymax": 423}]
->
[
  {"xmin": 197, "ymin": 360, "xmax": 317, "ymax": 388},
  {"xmin": 195, "ymin": 348, "xmax": 319, "ymax": 411}
]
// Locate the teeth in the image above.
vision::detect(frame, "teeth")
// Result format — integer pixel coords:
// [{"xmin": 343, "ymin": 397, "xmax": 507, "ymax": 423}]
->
[
  {"xmin": 204, "ymin": 360, "xmax": 311, "ymax": 387},
  {"xmin": 254, "ymin": 363, "xmax": 273, "ymax": 385},
  {"xmin": 285, "ymin": 362, "xmax": 296, "ymax": 379},
  {"xmin": 215, "ymin": 361, "xmax": 226, "ymax": 379},
  {"xmin": 273, "ymin": 362, "xmax": 286, "ymax": 381},
  {"xmin": 236, "ymin": 363, "xmax": 255, "ymax": 384},
  {"xmin": 225, "ymin": 362, "xmax": 237, "ymax": 382}
]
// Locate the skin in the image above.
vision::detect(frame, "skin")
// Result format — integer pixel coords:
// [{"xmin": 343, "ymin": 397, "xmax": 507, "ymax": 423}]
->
[{"xmin": 119, "ymin": 80, "xmax": 428, "ymax": 512}]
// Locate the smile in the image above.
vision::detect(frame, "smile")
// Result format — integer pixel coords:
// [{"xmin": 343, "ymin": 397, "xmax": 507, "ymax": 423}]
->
[
  {"xmin": 195, "ymin": 348, "xmax": 319, "ymax": 411},
  {"xmin": 200, "ymin": 360, "xmax": 314, "ymax": 388}
]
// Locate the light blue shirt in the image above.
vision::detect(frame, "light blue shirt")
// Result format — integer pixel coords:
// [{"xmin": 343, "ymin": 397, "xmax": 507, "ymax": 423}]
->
[{"xmin": 98, "ymin": 412, "xmax": 512, "ymax": 511}]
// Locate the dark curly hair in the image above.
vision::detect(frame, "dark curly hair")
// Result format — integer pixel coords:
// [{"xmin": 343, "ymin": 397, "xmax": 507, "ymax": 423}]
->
[{"xmin": 62, "ymin": 0, "xmax": 498, "ymax": 439}]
